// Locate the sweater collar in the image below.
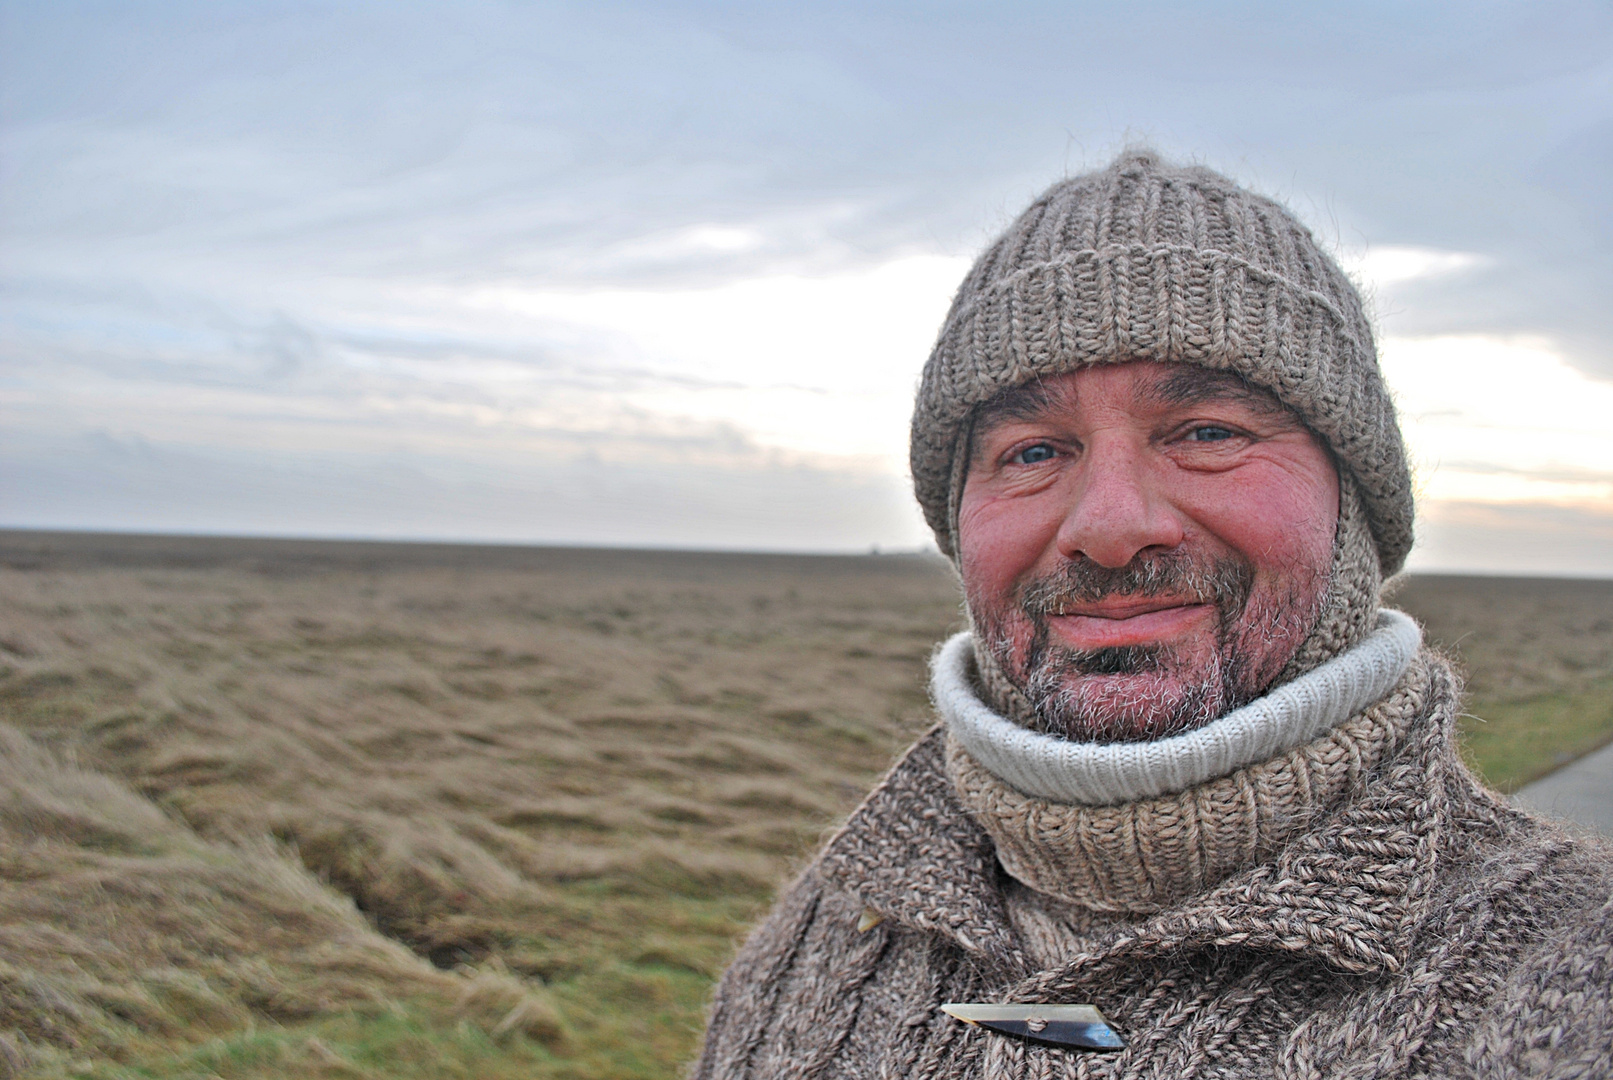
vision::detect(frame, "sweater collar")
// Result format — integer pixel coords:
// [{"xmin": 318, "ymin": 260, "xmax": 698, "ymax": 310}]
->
[
  {"xmin": 816, "ymin": 652, "xmax": 1462, "ymax": 979},
  {"xmin": 936, "ymin": 610, "xmax": 1421, "ymax": 806}
]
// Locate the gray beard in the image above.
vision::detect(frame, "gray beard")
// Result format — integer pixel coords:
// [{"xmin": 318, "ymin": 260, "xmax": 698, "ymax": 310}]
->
[
  {"xmin": 979, "ymin": 551, "xmax": 1323, "ymax": 743},
  {"xmin": 1013, "ymin": 636, "xmax": 1242, "ymax": 741}
]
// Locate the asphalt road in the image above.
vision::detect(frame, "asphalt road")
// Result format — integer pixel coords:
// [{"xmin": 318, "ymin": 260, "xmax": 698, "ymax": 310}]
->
[{"xmin": 1513, "ymin": 740, "xmax": 1613, "ymax": 836}]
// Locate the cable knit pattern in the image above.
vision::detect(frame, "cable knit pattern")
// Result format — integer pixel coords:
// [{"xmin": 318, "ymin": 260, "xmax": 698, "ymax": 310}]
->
[
  {"xmin": 945, "ymin": 652, "xmax": 1429, "ymax": 912},
  {"xmin": 694, "ymin": 655, "xmax": 1613, "ymax": 1079},
  {"xmin": 935, "ymin": 609, "xmax": 1419, "ymax": 806},
  {"xmin": 1275, "ymin": 469, "xmax": 1383, "ymax": 682}
]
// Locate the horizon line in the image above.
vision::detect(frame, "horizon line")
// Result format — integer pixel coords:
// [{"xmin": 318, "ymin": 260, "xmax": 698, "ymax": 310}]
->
[{"xmin": 3, "ymin": 525, "xmax": 1611, "ymax": 582}]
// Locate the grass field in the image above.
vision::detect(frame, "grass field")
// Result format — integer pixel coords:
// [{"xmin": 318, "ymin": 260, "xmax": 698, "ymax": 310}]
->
[{"xmin": 1, "ymin": 530, "xmax": 1609, "ymax": 1079}]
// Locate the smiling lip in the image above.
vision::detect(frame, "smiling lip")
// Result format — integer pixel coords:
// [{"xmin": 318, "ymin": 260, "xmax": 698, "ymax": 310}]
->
[{"xmin": 1045, "ymin": 598, "xmax": 1214, "ymax": 650}]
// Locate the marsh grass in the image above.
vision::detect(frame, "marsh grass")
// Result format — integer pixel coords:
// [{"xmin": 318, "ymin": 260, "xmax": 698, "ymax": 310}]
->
[
  {"xmin": 0, "ymin": 535, "xmax": 955, "ymax": 1077},
  {"xmin": 1390, "ymin": 574, "xmax": 1613, "ymax": 789},
  {"xmin": 0, "ymin": 532, "xmax": 1608, "ymax": 1078},
  {"xmin": 1457, "ymin": 676, "xmax": 1613, "ymax": 791}
]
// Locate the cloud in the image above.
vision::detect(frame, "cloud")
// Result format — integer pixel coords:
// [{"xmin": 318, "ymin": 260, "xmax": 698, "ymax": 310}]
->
[
  {"xmin": 1381, "ymin": 332, "xmax": 1613, "ymax": 575},
  {"xmin": 0, "ymin": 425, "xmax": 933, "ymax": 552},
  {"xmin": 1410, "ymin": 500, "xmax": 1613, "ymax": 578},
  {"xmin": 1341, "ymin": 246, "xmax": 1491, "ymax": 290},
  {"xmin": 4, "ymin": 2, "xmax": 1613, "ymax": 565},
  {"xmin": 1379, "ymin": 334, "xmax": 1613, "ymax": 512},
  {"xmin": 4, "ymin": 249, "xmax": 968, "ymax": 473}
]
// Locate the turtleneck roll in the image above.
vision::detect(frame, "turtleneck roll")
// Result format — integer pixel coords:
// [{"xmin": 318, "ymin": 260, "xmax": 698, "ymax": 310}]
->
[{"xmin": 942, "ymin": 647, "xmax": 1431, "ymax": 913}]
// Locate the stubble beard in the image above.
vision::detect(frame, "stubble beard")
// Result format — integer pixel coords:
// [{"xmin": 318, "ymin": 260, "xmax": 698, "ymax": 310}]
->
[{"xmin": 977, "ymin": 551, "xmax": 1327, "ymax": 743}]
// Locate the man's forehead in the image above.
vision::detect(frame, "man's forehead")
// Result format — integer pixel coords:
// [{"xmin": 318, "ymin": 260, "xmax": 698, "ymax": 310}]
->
[{"xmin": 972, "ymin": 362, "xmax": 1294, "ymax": 431}]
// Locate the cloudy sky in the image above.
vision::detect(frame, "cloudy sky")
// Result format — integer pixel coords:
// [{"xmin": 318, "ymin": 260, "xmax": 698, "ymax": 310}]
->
[{"xmin": 3, "ymin": 1, "xmax": 1611, "ymax": 574}]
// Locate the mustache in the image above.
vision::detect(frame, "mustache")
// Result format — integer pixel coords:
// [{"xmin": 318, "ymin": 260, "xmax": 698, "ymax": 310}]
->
[{"xmin": 1020, "ymin": 551, "xmax": 1254, "ymax": 621}]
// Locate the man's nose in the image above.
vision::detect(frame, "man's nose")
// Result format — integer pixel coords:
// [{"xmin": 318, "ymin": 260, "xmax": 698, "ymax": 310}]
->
[{"xmin": 1054, "ymin": 442, "xmax": 1185, "ymax": 568}]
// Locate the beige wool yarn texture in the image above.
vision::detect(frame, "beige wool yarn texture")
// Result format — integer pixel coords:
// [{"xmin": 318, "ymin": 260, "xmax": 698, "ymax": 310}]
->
[
  {"xmin": 944, "ymin": 653, "xmax": 1432, "ymax": 914},
  {"xmin": 695, "ymin": 658, "xmax": 1613, "ymax": 1078},
  {"xmin": 909, "ymin": 149, "xmax": 1415, "ymax": 575}
]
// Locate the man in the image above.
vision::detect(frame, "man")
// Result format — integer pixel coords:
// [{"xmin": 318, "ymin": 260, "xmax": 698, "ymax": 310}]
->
[{"xmin": 694, "ymin": 151, "xmax": 1613, "ymax": 1078}]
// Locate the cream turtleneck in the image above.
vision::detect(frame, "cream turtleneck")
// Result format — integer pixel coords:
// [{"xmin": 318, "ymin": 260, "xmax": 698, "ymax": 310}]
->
[{"xmin": 934, "ymin": 610, "xmax": 1421, "ymax": 806}]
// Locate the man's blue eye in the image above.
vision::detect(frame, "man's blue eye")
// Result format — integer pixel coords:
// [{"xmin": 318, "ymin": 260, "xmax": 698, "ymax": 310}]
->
[
  {"xmin": 1189, "ymin": 426, "xmax": 1236, "ymax": 442},
  {"xmin": 1015, "ymin": 444, "xmax": 1056, "ymax": 464}
]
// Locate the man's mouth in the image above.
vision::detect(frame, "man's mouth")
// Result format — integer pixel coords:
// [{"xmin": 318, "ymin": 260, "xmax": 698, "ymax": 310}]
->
[{"xmin": 1044, "ymin": 597, "xmax": 1214, "ymax": 651}]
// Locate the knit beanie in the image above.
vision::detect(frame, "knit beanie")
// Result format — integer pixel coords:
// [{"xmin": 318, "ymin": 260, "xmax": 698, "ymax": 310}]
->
[{"xmin": 909, "ymin": 149, "xmax": 1414, "ymax": 576}]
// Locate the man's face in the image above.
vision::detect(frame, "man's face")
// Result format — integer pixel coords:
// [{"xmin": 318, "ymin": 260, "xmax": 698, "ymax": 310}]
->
[{"xmin": 957, "ymin": 361, "xmax": 1340, "ymax": 743}]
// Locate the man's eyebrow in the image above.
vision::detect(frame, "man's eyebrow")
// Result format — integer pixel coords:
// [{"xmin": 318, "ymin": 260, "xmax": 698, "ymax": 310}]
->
[
  {"xmin": 972, "ymin": 378, "xmax": 1068, "ymax": 429},
  {"xmin": 966, "ymin": 380, "xmax": 1068, "ymax": 464},
  {"xmin": 1143, "ymin": 365, "xmax": 1294, "ymax": 419}
]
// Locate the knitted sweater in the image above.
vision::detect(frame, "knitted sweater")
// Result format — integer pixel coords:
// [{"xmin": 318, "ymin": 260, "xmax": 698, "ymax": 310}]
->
[{"xmin": 693, "ymin": 651, "xmax": 1613, "ymax": 1078}]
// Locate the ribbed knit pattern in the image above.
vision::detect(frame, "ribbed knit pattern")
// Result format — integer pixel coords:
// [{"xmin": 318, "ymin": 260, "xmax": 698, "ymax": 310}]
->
[
  {"xmin": 694, "ymin": 655, "xmax": 1613, "ymax": 1079},
  {"xmin": 909, "ymin": 150, "xmax": 1414, "ymax": 574},
  {"xmin": 934, "ymin": 610, "xmax": 1420, "ymax": 806},
  {"xmin": 945, "ymin": 653, "xmax": 1429, "ymax": 912},
  {"xmin": 1277, "ymin": 469, "xmax": 1383, "ymax": 682}
]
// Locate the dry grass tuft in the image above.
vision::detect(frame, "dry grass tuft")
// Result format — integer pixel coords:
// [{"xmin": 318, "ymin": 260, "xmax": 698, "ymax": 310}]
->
[
  {"xmin": 1390, "ymin": 574, "xmax": 1613, "ymax": 787},
  {"xmin": 0, "ymin": 715, "xmax": 482, "ymax": 1075},
  {"xmin": 0, "ymin": 535, "xmax": 958, "ymax": 1076},
  {"xmin": 455, "ymin": 967, "xmax": 567, "ymax": 1047},
  {"xmin": 0, "ymin": 532, "xmax": 1608, "ymax": 1077}
]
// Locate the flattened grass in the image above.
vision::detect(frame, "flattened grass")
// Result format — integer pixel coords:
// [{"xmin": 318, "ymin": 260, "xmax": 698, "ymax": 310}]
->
[
  {"xmin": 37, "ymin": 1006, "xmax": 570, "ymax": 1080},
  {"xmin": 1391, "ymin": 574, "xmax": 1613, "ymax": 792},
  {"xmin": 0, "ymin": 537, "xmax": 953, "ymax": 1077},
  {"xmin": 1, "ymin": 533, "xmax": 1609, "ymax": 1079},
  {"xmin": 1460, "ymin": 676, "xmax": 1613, "ymax": 791}
]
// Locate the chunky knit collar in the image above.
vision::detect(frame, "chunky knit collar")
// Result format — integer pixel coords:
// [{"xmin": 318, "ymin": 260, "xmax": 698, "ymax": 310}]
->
[
  {"xmin": 945, "ymin": 651, "xmax": 1430, "ymax": 912},
  {"xmin": 935, "ymin": 610, "xmax": 1421, "ymax": 806},
  {"xmin": 815, "ymin": 651, "xmax": 1507, "ymax": 980}
]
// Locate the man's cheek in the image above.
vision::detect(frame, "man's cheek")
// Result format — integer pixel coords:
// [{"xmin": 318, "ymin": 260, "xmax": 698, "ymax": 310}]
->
[{"xmin": 969, "ymin": 594, "xmax": 1040, "ymax": 675}]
